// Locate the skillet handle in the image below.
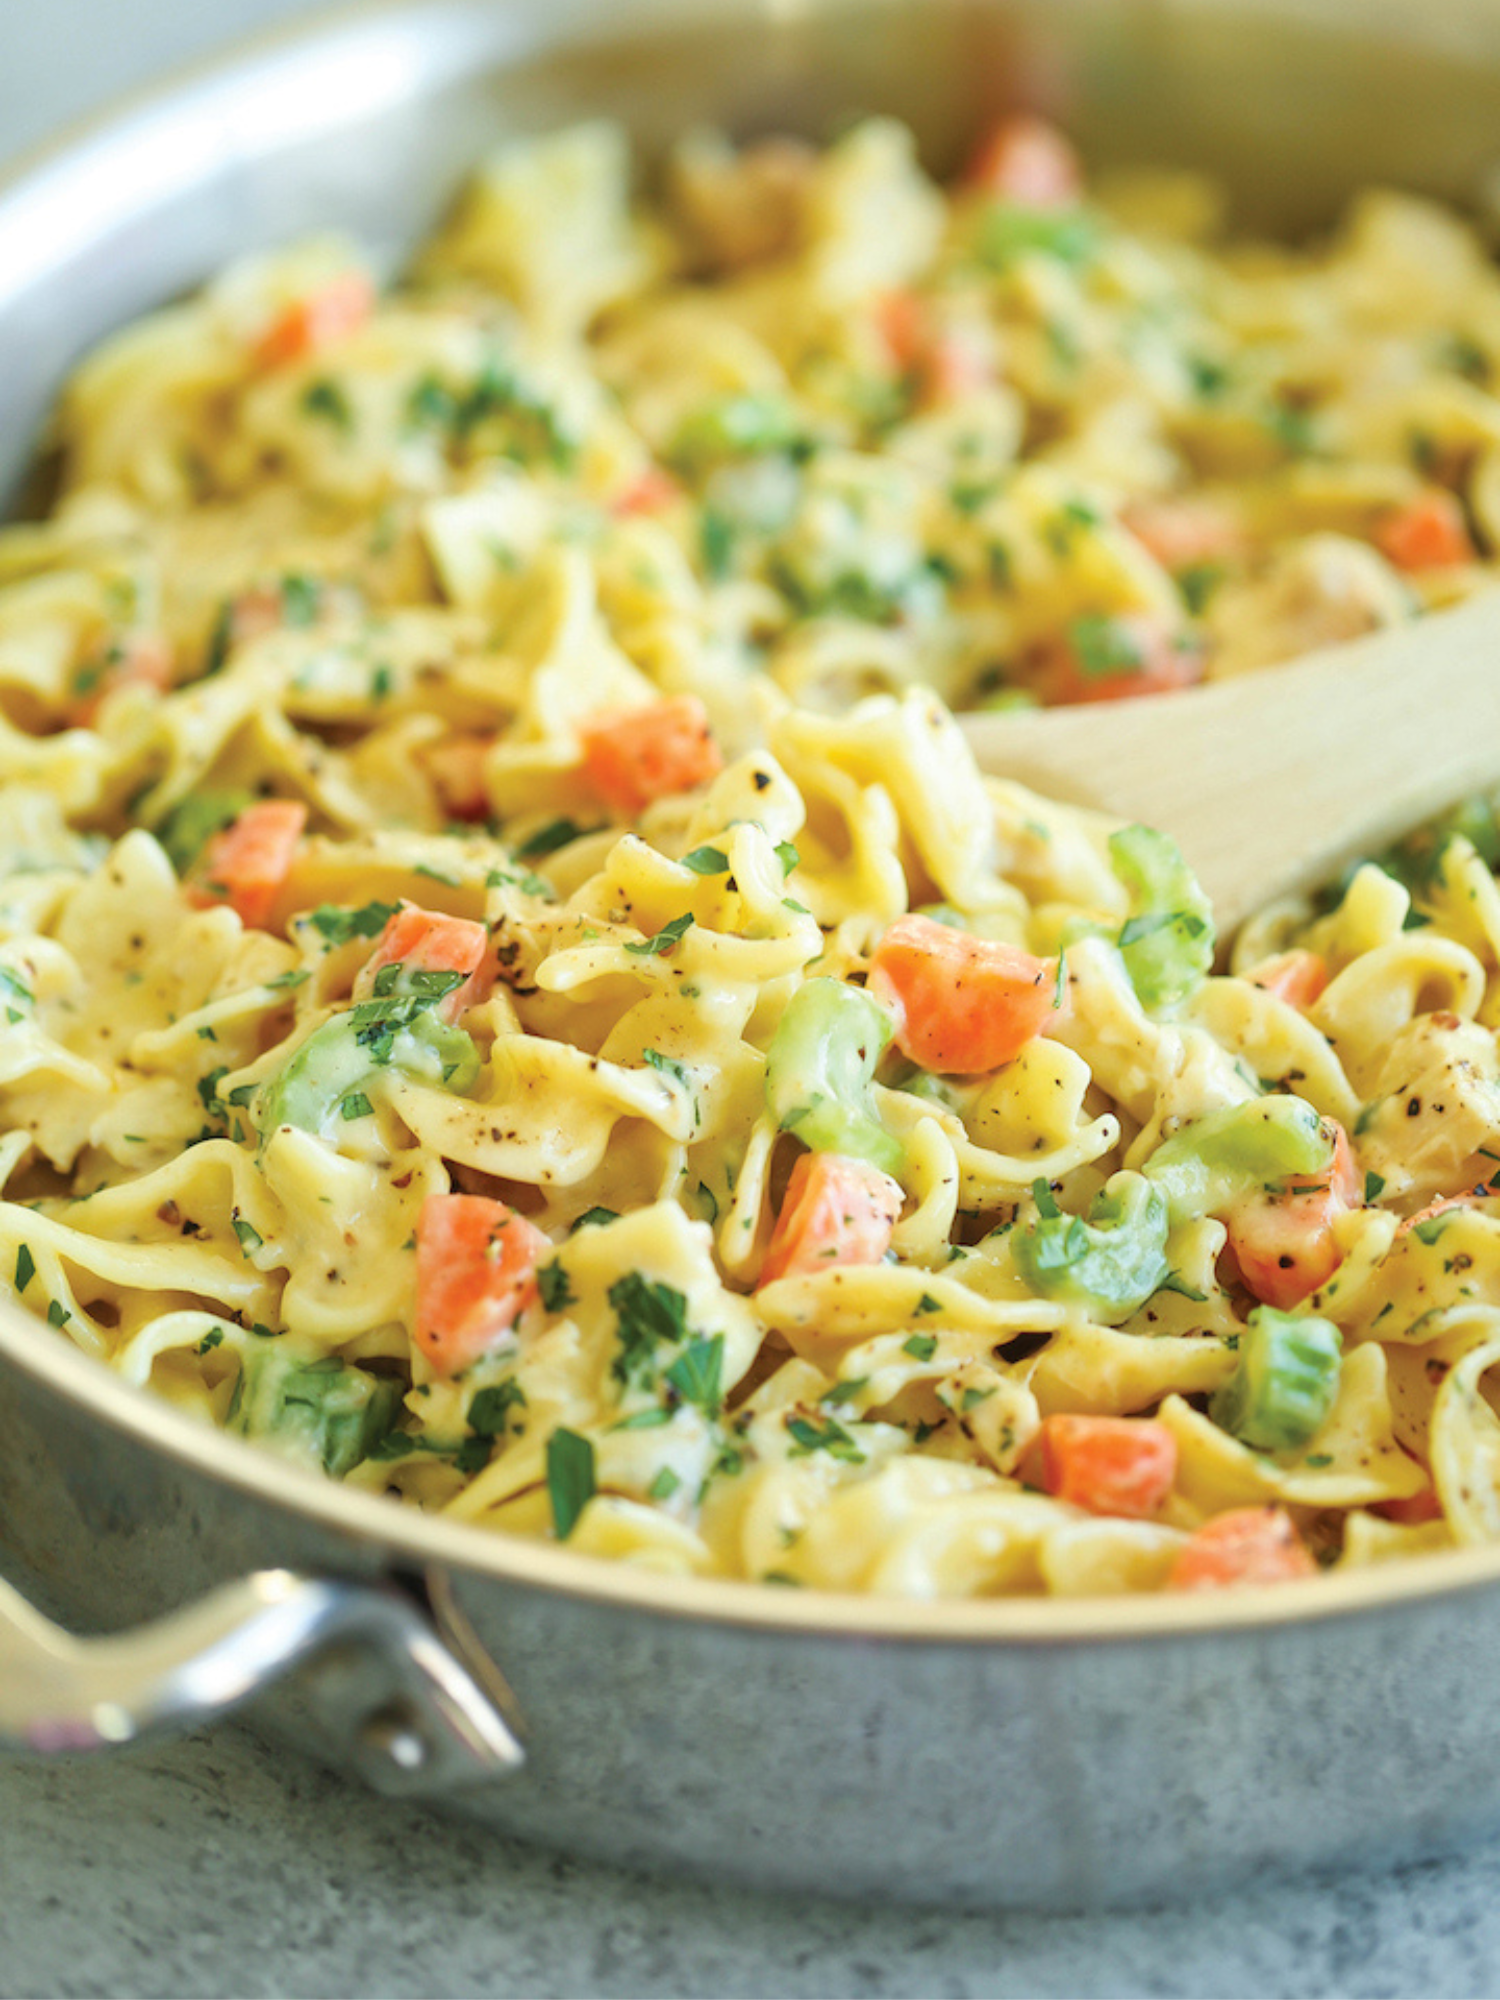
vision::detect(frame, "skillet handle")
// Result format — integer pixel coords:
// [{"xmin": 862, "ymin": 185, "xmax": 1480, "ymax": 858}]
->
[{"xmin": 0, "ymin": 1565, "xmax": 524, "ymax": 1794}]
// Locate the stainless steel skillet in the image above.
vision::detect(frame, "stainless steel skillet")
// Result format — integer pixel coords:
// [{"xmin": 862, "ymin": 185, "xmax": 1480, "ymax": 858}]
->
[{"xmin": 6, "ymin": 0, "xmax": 1500, "ymax": 1913}]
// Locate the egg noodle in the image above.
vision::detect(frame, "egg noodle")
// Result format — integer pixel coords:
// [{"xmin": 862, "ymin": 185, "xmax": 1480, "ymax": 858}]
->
[{"xmin": 4, "ymin": 116, "xmax": 1500, "ymax": 1596}]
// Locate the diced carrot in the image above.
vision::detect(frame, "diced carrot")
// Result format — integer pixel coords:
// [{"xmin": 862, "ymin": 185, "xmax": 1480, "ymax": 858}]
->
[
  {"xmin": 612, "ymin": 466, "xmax": 681, "ymax": 517},
  {"xmin": 922, "ymin": 331, "xmax": 992, "ymax": 406},
  {"xmin": 1226, "ymin": 1120, "xmax": 1358, "ymax": 1310},
  {"xmin": 224, "ymin": 585, "xmax": 288, "ymax": 646},
  {"xmin": 759, "ymin": 1151, "xmax": 903, "ymax": 1285},
  {"xmin": 874, "ymin": 291, "xmax": 991, "ymax": 407},
  {"xmin": 1028, "ymin": 615, "xmax": 1205, "ymax": 707},
  {"xmin": 962, "ymin": 114, "xmax": 1082, "ymax": 207},
  {"xmin": 187, "ymin": 800, "xmax": 307, "ymax": 929},
  {"xmin": 1375, "ymin": 489, "xmax": 1475, "ymax": 571},
  {"xmin": 252, "ymin": 271, "xmax": 376, "ymax": 371},
  {"xmin": 1038, "ymin": 1413, "xmax": 1177, "ymax": 1519},
  {"xmin": 68, "ymin": 631, "xmax": 172, "ymax": 726},
  {"xmin": 1396, "ymin": 1185, "xmax": 1495, "ymax": 1236},
  {"xmin": 868, "ymin": 912, "xmax": 1059, "ymax": 1075},
  {"xmin": 414, "ymin": 1192, "xmax": 550, "ymax": 1376},
  {"xmin": 425, "ymin": 734, "xmax": 493, "ymax": 822},
  {"xmin": 1122, "ymin": 496, "xmax": 1246, "ymax": 572},
  {"xmin": 1245, "ymin": 949, "xmax": 1330, "ymax": 1012},
  {"xmin": 1168, "ymin": 1506, "xmax": 1318, "ymax": 1590},
  {"xmin": 359, "ymin": 905, "xmax": 492, "ymax": 1019},
  {"xmin": 1372, "ymin": 1488, "xmax": 1445, "ymax": 1525},
  {"xmin": 579, "ymin": 694, "xmax": 723, "ymax": 817},
  {"xmin": 875, "ymin": 289, "xmax": 927, "ymax": 374}
]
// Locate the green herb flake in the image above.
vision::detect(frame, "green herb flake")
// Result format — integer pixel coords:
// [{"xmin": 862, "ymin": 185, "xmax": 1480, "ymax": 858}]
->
[
  {"xmin": 571, "ymin": 1206, "xmax": 619, "ymax": 1233},
  {"xmin": 197, "ymin": 1067, "xmax": 228, "ymax": 1112},
  {"xmin": 1070, "ymin": 615, "xmax": 1144, "ymax": 680},
  {"xmin": 609, "ymin": 1272, "xmax": 690, "ymax": 1390},
  {"xmin": 624, "ymin": 912, "xmax": 695, "ymax": 958},
  {"xmin": 279, "ymin": 574, "xmax": 321, "ymax": 627},
  {"xmin": 469, "ymin": 1379, "xmax": 528, "ymax": 1437},
  {"xmin": 546, "ymin": 1426, "xmax": 596, "ymax": 1540},
  {"xmin": 1155, "ymin": 1272, "xmax": 1209, "ymax": 1302},
  {"xmin": 309, "ymin": 900, "xmax": 401, "ymax": 947},
  {"xmin": 903, "ymin": 1332, "xmax": 938, "ymax": 1361},
  {"xmin": 518, "ymin": 818, "xmax": 597, "ymax": 860},
  {"xmin": 647, "ymin": 1465, "xmax": 682, "ymax": 1502},
  {"xmin": 610, "ymin": 1407, "xmax": 673, "ymax": 1431},
  {"xmin": 231, "ymin": 1216, "xmax": 264, "ymax": 1254},
  {"xmin": 14, "ymin": 1245, "xmax": 34, "ymax": 1294},
  {"xmin": 700, "ymin": 508, "xmax": 735, "ymax": 580},
  {"xmin": 643, "ymin": 1047, "xmax": 694, "ymax": 1101},
  {"xmin": 301, "ymin": 377, "xmax": 354, "ymax": 433},
  {"xmin": 1364, "ymin": 1172, "xmax": 1387, "ymax": 1204},
  {"xmin": 1031, "ymin": 1178, "xmax": 1061, "ymax": 1220},
  {"xmin": 786, "ymin": 1412, "xmax": 865, "ymax": 1464},
  {"xmin": 340, "ymin": 1091, "xmax": 374, "ymax": 1121},
  {"xmin": 664, "ymin": 1333, "xmax": 725, "ymax": 1416},
  {"xmin": 680, "ymin": 844, "xmax": 730, "ymax": 875},
  {"xmin": 454, "ymin": 1436, "xmax": 492, "ymax": 1477},
  {"xmin": 538, "ymin": 1261, "xmax": 575, "ymax": 1313},
  {"xmin": 46, "ymin": 1299, "xmax": 70, "ymax": 1328}
]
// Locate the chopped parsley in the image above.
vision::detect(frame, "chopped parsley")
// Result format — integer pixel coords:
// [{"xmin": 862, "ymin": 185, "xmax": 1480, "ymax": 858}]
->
[
  {"xmin": 608, "ymin": 1272, "xmax": 689, "ymax": 1391},
  {"xmin": 301, "ymin": 377, "xmax": 354, "ymax": 433},
  {"xmin": 14, "ymin": 1244, "xmax": 34, "ymax": 1294},
  {"xmin": 664, "ymin": 1334, "xmax": 725, "ymax": 1416},
  {"xmin": 624, "ymin": 912, "xmax": 695, "ymax": 957},
  {"xmin": 786, "ymin": 1413, "xmax": 865, "ymax": 1464},
  {"xmin": 571, "ymin": 1206, "xmax": 619, "ymax": 1233},
  {"xmin": 469, "ymin": 1379, "xmax": 528, "ymax": 1437},
  {"xmin": 643, "ymin": 1048, "xmax": 694, "ymax": 1099},
  {"xmin": 1070, "ymin": 615, "xmax": 1143, "ymax": 681},
  {"xmin": 680, "ymin": 844, "xmax": 730, "ymax": 875},
  {"xmin": 309, "ymin": 900, "xmax": 401, "ymax": 947},
  {"xmin": 538, "ymin": 1261, "xmax": 575, "ymax": 1313},
  {"xmin": 546, "ymin": 1426, "xmax": 596, "ymax": 1540},
  {"xmin": 518, "ymin": 818, "xmax": 597, "ymax": 860}
]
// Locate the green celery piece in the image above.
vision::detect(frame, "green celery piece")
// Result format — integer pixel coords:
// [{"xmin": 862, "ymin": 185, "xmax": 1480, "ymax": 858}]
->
[
  {"xmin": 233, "ymin": 1349, "xmax": 402, "ymax": 1477},
  {"xmin": 669, "ymin": 393, "xmax": 804, "ymax": 472},
  {"xmin": 156, "ymin": 790, "xmax": 255, "ymax": 873},
  {"xmin": 1109, "ymin": 824, "xmax": 1215, "ymax": 1009},
  {"xmin": 978, "ymin": 202, "xmax": 1101, "ymax": 271},
  {"xmin": 1010, "ymin": 1171, "xmax": 1170, "ymax": 1325},
  {"xmin": 258, "ymin": 1008, "xmax": 481, "ymax": 1141},
  {"xmin": 1144, "ymin": 1098, "xmax": 1331, "ymax": 1226},
  {"xmin": 765, "ymin": 978, "xmax": 902, "ymax": 1175},
  {"xmin": 1210, "ymin": 1305, "xmax": 1343, "ymax": 1453}
]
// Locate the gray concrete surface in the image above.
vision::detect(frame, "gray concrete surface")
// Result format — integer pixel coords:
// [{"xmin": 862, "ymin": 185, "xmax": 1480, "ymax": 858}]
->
[{"xmin": 3, "ymin": 4, "xmax": 1500, "ymax": 1995}]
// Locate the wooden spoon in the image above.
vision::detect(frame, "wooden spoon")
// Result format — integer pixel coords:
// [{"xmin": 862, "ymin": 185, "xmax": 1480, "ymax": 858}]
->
[{"xmin": 961, "ymin": 588, "xmax": 1500, "ymax": 941}]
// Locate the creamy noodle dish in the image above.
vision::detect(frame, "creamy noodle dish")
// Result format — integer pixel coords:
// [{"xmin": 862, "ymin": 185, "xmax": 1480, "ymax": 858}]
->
[{"xmin": 7, "ymin": 115, "xmax": 1500, "ymax": 1597}]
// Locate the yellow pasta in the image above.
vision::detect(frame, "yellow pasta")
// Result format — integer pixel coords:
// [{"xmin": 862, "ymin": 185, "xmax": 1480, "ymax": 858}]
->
[{"xmin": 4, "ymin": 112, "xmax": 1500, "ymax": 1597}]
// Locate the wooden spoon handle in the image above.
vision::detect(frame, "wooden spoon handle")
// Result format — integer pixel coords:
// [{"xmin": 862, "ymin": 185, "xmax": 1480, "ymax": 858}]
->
[{"xmin": 961, "ymin": 589, "xmax": 1500, "ymax": 939}]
